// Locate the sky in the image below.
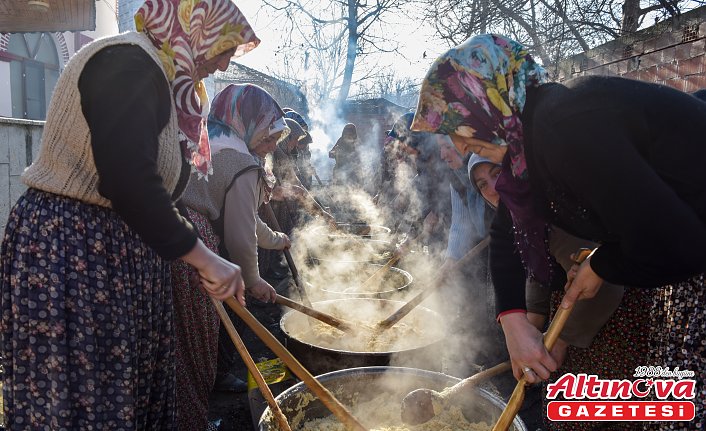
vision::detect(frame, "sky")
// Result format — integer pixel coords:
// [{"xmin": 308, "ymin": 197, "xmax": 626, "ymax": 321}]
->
[{"xmin": 232, "ymin": 1, "xmax": 448, "ymax": 86}]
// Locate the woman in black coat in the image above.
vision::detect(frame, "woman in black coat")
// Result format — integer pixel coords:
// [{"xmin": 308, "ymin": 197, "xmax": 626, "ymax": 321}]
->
[{"xmin": 411, "ymin": 33, "xmax": 706, "ymax": 430}]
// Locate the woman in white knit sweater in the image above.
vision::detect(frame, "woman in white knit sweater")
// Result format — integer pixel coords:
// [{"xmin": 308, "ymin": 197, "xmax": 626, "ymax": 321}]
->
[{"xmin": 0, "ymin": 0, "xmax": 259, "ymax": 428}]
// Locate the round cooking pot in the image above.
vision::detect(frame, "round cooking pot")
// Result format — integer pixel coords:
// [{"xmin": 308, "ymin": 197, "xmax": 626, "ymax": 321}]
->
[
  {"xmin": 307, "ymin": 263, "xmax": 412, "ymax": 299},
  {"xmin": 258, "ymin": 366, "xmax": 527, "ymax": 431},
  {"xmin": 311, "ymin": 222, "xmax": 391, "ymax": 241},
  {"xmin": 281, "ymin": 298, "xmax": 444, "ymax": 376},
  {"xmin": 308, "ymin": 238, "xmax": 393, "ymax": 265}
]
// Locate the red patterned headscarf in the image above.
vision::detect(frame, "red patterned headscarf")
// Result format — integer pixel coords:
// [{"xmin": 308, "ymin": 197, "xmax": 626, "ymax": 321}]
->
[{"xmin": 135, "ymin": 0, "xmax": 260, "ymax": 178}]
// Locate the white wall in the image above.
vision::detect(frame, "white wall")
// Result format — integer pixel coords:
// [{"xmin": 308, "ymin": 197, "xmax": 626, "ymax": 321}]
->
[
  {"xmin": 87, "ymin": 0, "xmax": 120, "ymax": 39},
  {"xmin": 0, "ymin": 62, "xmax": 11, "ymax": 117},
  {"xmin": 0, "ymin": 118, "xmax": 43, "ymax": 232}
]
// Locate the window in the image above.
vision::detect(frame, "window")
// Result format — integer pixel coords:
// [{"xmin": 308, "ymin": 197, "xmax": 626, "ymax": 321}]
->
[{"xmin": 6, "ymin": 32, "xmax": 60, "ymax": 120}]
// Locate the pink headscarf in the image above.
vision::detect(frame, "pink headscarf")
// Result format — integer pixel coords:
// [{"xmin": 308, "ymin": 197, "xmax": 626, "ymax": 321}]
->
[{"xmin": 135, "ymin": 0, "xmax": 260, "ymax": 178}]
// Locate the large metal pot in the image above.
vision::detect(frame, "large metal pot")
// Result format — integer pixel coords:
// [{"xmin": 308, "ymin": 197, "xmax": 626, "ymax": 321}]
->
[
  {"xmin": 311, "ymin": 222, "xmax": 392, "ymax": 241},
  {"xmin": 258, "ymin": 366, "xmax": 527, "ymax": 431},
  {"xmin": 281, "ymin": 299, "xmax": 444, "ymax": 376},
  {"xmin": 306, "ymin": 262, "xmax": 413, "ymax": 299}
]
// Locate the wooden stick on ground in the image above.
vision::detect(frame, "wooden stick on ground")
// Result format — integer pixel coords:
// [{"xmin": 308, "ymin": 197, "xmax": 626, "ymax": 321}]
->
[
  {"xmin": 211, "ymin": 298, "xmax": 292, "ymax": 431},
  {"xmin": 224, "ymin": 297, "xmax": 367, "ymax": 431},
  {"xmin": 375, "ymin": 237, "xmax": 490, "ymax": 331}
]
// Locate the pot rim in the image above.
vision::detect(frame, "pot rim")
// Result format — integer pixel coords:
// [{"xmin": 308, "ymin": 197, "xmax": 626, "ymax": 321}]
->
[
  {"xmin": 318, "ymin": 263, "xmax": 413, "ymax": 297},
  {"xmin": 258, "ymin": 366, "xmax": 528, "ymax": 431},
  {"xmin": 279, "ymin": 298, "xmax": 444, "ymax": 355}
]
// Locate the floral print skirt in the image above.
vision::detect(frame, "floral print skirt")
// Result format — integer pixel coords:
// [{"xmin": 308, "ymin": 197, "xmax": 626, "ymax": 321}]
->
[
  {"xmin": 171, "ymin": 208, "xmax": 220, "ymax": 431},
  {"xmin": 545, "ymin": 286, "xmax": 655, "ymax": 431},
  {"xmin": 645, "ymin": 274, "xmax": 705, "ymax": 431},
  {"xmin": 0, "ymin": 188, "xmax": 175, "ymax": 430}
]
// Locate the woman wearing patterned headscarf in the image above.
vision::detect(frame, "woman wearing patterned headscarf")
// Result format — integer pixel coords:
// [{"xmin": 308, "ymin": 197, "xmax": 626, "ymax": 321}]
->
[
  {"xmin": 176, "ymin": 83, "xmax": 291, "ymax": 428},
  {"xmin": 413, "ymin": 34, "xmax": 706, "ymax": 430},
  {"xmin": 1, "ymin": 0, "xmax": 258, "ymax": 428}
]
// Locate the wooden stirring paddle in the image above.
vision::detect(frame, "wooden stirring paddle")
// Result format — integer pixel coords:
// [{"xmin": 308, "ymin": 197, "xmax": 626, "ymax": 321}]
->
[
  {"xmin": 275, "ymin": 294, "xmax": 355, "ymax": 333},
  {"xmin": 401, "ymin": 361, "xmax": 512, "ymax": 425},
  {"xmin": 375, "ymin": 237, "xmax": 490, "ymax": 331},
  {"xmin": 211, "ymin": 298, "xmax": 292, "ymax": 431},
  {"xmin": 492, "ymin": 248, "xmax": 593, "ymax": 431},
  {"xmin": 263, "ymin": 203, "xmax": 313, "ymax": 307},
  {"xmin": 344, "ymin": 250, "xmax": 404, "ymax": 294},
  {"xmin": 223, "ymin": 297, "xmax": 367, "ymax": 431}
]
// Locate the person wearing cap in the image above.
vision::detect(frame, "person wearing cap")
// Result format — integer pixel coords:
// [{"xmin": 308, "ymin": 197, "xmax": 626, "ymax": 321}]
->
[
  {"xmin": 389, "ymin": 112, "xmax": 452, "ymax": 255},
  {"xmin": 176, "ymin": 83, "xmax": 292, "ymax": 428},
  {"xmin": 262, "ymin": 118, "xmax": 335, "ymax": 278},
  {"xmin": 282, "ymin": 109, "xmax": 315, "ymax": 189},
  {"xmin": 329, "ymin": 123, "xmax": 364, "ymax": 188}
]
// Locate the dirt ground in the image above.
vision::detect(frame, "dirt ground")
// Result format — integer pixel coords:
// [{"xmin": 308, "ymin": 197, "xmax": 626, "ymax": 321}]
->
[{"xmin": 204, "ymin": 274, "xmax": 545, "ymax": 431}]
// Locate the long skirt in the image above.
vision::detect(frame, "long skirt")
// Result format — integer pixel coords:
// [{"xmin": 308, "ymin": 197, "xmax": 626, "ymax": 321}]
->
[
  {"xmin": 171, "ymin": 208, "xmax": 220, "ymax": 431},
  {"xmin": 645, "ymin": 275, "xmax": 705, "ymax": 431},
  {"xmin": 544, "ymin": 286, "xmax": 655, "ymax": 431},
  {"xmin": 0, "ymin": 188, "xmax": 175, "ymax": 430}
]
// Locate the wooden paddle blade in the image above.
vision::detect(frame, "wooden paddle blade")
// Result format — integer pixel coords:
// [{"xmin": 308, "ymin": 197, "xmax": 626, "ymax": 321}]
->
[{"xmin": 275, "ymin": 294, "xmax": 355, "ymax": 333}]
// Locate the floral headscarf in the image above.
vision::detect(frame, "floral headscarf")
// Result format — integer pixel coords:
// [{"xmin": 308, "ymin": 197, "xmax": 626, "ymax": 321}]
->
[
  {"xmin": 135, "ymin": 0, "xmax": 260, "ymax": 178},
  {"xmin": 207, "ymin": 83, "xmax": 289, "ymax": 154},
  {"xmin": 411, "ymin": 34, "xmax": 553, "ymax": 282}
]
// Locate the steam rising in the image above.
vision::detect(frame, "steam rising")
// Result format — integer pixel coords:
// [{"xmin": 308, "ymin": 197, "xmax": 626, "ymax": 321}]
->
[{"xmin": 273, "ymin": 110, "xmax": 497, "ymax": 380}]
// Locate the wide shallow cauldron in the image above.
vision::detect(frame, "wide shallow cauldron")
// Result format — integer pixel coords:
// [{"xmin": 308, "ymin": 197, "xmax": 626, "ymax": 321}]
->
[
  {"xmin": 311, "ymin": 222, "xmax": 392, "ymax": 241},
  {"xmin": 281, "ymin": 299, "xmax": 444, "ymax": 376},
  {"xmin": 307, "ymin": 262, "xmax": 413, "ymax": 299},
  {"xmin": 258, "ymin": 366, "xmax": 527, "ymax": 431}
]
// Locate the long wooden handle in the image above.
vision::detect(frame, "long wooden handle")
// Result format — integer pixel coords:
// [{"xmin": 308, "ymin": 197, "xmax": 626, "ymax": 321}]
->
[
  {"xmin": 448, "ymin": 361, "xmax": 512, "ymax": 399},
  {"xmin": 224, "ymin": 297, "xmax": 367, "ymax": 431},
  {"xmin": 355, "ymin": 253, "xmax": 402, "ymax": 292},
  {"xmin": 211, "ymin": 299, "xmax": 292, "ymax": 431},
  {"xmin": 492, "ymin": 248, "xmax": 592, "ymax": 431},
  {"xmin": 275, "ymin": 294, "xmax": 354, "ymax": 333},
  {"xmin": 492, "ymin": 302, "xmax": 575, "ymax": 431},
  {"xmin": 376, "ymin": 237, "xmax": 490, "ymax": 330},
  {"xmin": 262, "ymin": 203, "xmax": 312, "ymax": 308}
]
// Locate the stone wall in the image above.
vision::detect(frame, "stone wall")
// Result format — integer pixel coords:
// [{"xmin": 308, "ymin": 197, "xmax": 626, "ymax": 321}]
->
[
  {"xmin": 555, "ymin": 7, "xmax": 706, "ymax": 91},
  {"xmin": 0, "ymin": 117, "xmax": 43, "ymax": 233}
]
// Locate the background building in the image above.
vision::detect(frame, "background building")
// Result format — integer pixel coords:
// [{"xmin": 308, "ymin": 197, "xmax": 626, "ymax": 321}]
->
[{"xmin": 0, "ymin": 0, "xmax": 119, "ymax": 120}]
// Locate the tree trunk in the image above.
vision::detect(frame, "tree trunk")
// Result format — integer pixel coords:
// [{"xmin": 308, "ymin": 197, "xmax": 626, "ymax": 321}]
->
[
  {"xmin": 337, "ymin": 0, "xmax": 358, "ymax": 104},
  {"xmin": 621, "ymin": 0, "xmax": 640, "ymax": 34}
]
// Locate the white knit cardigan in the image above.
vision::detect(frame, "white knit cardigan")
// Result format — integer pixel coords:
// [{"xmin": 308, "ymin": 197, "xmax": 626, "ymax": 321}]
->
[{"xmin": 23, "ymin": 32, "xmax": 182, "ymax": 208}]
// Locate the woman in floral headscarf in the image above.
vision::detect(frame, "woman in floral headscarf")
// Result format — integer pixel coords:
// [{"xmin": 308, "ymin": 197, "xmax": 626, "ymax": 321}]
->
[
  {"xmin": 176, "ymin": 83, "xmax": 291, "ymax": 429},
  {"xmin": 1, "ymin": 0, "xmax": 258, "ymax": 428},
  {"xmin": 412, "ymin": 34, "xmax": 706, "ymax": 430}
]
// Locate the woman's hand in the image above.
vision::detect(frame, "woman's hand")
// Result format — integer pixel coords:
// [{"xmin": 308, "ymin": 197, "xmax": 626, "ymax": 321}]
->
[
  {"xmin": 499, "ymin": 312, "xmax": 559, "ymax": 384},
  {"xmin": 181, "ymin": 240, "xmax": 246, "ymax": 304},
  {"xmin": 561, "ymin": 256, "xmax": 604, "ymax": 310},
  {"xmin": 550, "ymin": 337, "xmax": 569, "ymax": 370},
  {"xmin": 277, "ymin": 234, "xmax": 291, "ymax": 250},
  {"xmin": 247, "ymin": 277, "xmax": 277, "ymax": 303},
  {"xmin": 526, "ymin": 312, "xmax": 547, "ymax": 330}
]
